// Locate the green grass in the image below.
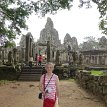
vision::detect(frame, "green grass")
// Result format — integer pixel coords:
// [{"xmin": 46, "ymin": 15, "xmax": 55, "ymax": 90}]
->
[
  {"xmin": 68, "ymin": 78, "xmax": 75, "ymax": 82},
  {"xmin": 0, "ymin": 80, "xmax": 9, "ymax": 85},
  {"xmin": 0, "ymin": 80, "xmax": 16, "ymax": 86},
  {"xmin": 90, "ymin": 70, "xmax": 105, "ymax": 76},
  {"xmin": 60, "ymin": 78, "xmax": 75, "ymax": 82}
]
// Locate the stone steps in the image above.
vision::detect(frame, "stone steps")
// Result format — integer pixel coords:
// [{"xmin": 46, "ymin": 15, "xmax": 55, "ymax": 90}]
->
[{"xmin": 18, "ymin": 66, "xmax": 45, "ymax": 81}]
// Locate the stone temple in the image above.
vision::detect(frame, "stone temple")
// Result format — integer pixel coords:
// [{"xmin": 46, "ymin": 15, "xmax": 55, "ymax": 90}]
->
[
  {"xmin": 39, "ymin": 17, "xmax": 61, "ymax": 47},
  {"xmin": 2, "ymin": 18, "xmax": 107, "ymax": 68},
  {"xmin": 15, "ymin": 16, "xmax": 80, "ymax": 65},
  {"xmin": 34, "ymin": 17, "xmax": 79, "ymax": 63},
  {"xmin": 18, "ymin": 17, "xmax": 79, "ymax": 64},
  {"xmin": 35, "ymin": 17, "xmax": 61, "ymax": 62}
]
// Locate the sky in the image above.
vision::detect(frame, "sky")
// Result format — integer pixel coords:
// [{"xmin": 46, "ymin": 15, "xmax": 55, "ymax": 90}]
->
[{"xmin": 15, "ymin": 0, "xmax": 106, "ymax": 46}]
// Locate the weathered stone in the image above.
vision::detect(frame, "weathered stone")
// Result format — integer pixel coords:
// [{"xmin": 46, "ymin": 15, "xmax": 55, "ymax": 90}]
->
[
  {"xmin": 102, "ymin": 86, "xmax": 107, "ymax": 94},
  {"xmin": 75, "ymin": 71, "xmax": 107, "ymax": 105},
  {"xmin": 34, "ymin": 17, "xmax": 79, "ymax": 63},
  {"xmin": 39, "ymin": 17, "xmax": 61, "ymax": 47},
  {"xmin": 36, "ymin": 17, "xmax": 61, "ymax": 62},
  {"xmin": 8, "ymin": 51, "xmax": 13, "ymax": 65},
  {"xmin": 104, "ymin": 94, "xmax": 107, "ymax": 104},
  {"xmin": 93, "ymin": 76, "xmax": 99, "ymax": 81}
]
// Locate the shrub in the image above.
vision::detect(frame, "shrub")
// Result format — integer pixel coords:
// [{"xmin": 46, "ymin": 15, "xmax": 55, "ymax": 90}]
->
[
  {"xmin": 53, "ymin": 66, "xmax": 64, "ymax": 79},
  {"xmin": 0, "ymin": 65, "xmax": 20, "ymax": 80}
]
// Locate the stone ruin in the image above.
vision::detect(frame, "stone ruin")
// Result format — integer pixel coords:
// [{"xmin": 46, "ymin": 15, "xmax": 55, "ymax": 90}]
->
[
  {"xmin": 34, "ymin": 17, "xmax": 79, "ymax": 64},
  {"xmin": 18, "ymin": 32, "xmax": 34, "ymax": 63},
  {"xmin": 6, "ymin": 17, "xmax": 90, "ymax": 66},
  {"xmin": 17, "ymin": 17, "xmax": 80, "ymax": 65},
  {"xmin": 35, "ymin": 17, "xmax": 61, "ymax": 62}
]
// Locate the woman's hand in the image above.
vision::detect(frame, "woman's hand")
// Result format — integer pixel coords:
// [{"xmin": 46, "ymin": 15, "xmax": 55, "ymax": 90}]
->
[{"xmin": 42, "ymin": 90, "xmax": 45, "ymax": 95}]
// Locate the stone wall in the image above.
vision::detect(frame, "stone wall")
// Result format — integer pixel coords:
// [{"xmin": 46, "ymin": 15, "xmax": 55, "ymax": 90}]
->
[{"xmin": 75, "ymin": 70, "xmax": 107, "ymax": 105}]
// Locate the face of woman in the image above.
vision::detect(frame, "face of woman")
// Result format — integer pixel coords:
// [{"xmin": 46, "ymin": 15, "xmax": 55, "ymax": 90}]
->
[{"xmin": 45, "ymin": 64, "xmax": 54, "ymax": 73}]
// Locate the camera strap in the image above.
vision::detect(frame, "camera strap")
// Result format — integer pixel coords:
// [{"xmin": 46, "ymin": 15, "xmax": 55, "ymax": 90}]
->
[{"xmin": 44, "ymin": 73, "xmax": 54, "ymax": 91}]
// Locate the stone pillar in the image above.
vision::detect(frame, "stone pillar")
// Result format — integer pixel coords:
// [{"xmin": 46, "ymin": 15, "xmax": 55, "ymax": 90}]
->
[
  {"xmin": 32, "ymin": 43, "xmax": 35, "ymax": 60},
  {"xmin": 105, "ymin": 56, "xmax": 107, "ymax": 65},
  {"xmin": 88, "ymin": 56, "xmax": 90, "ymax": 64},
  {"xmin": 97, "ymin": 55, "xmax": 99, "ymax": 65},
  {"xmin": 29, "ymin": 37, "xmax": 32, "ymax": 57},
  {"xmin": 8, "ymin": 51, "xmax": 13, "ymax": 65},
  {"xmin": 92, "ymin": 56, "xmax": 94, "ymax": 64},
  {"xmin": 23, "ymin": 47, "xmax": 25, "ymax": 62},
  {"xmin": 25, "ymin": 35, "xmax": 30, "ymax": 62},
  {"xmin": 99, "ymin": 56, "xmax": 101, "ymax": 65},
  {"xmin": 0, "ymin": 48, "xmax": 2, "ymax": 65},
  {"xmin": 51, "ymin": 50, "xmax": 54, "ymax": 62},
  {"xmin": 90, "ymin": 55, "xmax": 92, "ymax": 64},
  {"xmin": 47, "ymin": 41, "xmax": 50, "ymax": 62},
  {"xmin": 2, "ymin": 48, "xmax": 4, "ymax": 64},
  {"xmin": 102, "ymin": 56, "xmax": 105, "ymax": 65},
  {"xmin": 13, "ymin": 48, "xmax": 17, "ymax": 65},
  {"xmin": 55, "ymin": 50, "xmax": 60, "ymax": 65},
  {"xmin": 95, "ymin": 56, "xmax": 97, "ymax": 64}
]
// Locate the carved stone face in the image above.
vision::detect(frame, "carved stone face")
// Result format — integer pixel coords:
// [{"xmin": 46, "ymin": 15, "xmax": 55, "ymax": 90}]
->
[
  {"xmin": 40, "ymin": 17, "xmax": 60, "ymax": 46},
  {"xmin": 45, "ymin": 17, "xmax": 53, "ymax": 29}
]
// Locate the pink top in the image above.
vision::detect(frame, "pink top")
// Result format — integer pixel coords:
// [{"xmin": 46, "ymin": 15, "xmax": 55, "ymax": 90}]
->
[
  {"xmin": 41, "ymin": 73, "xmax": 58, "ymax": 100},
  {"xmin": 38, "ymin": 55, "xmax": 42, "ymax": 61}
]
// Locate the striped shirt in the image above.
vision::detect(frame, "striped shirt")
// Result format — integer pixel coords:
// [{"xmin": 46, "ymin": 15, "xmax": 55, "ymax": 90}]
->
[{"xmin": 41, "ymin": 73, "xmax": 58, "ymax": 100}]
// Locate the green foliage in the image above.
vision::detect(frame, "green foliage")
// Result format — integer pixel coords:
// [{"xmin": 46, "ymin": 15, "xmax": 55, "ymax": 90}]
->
[
  {"xmin": 67, "ymin": 78, "xmax": 75, "ymax": 82},
  {"xmin": 79, "ymin": 0, "xmax": 107, "ymax": 35},
  {"xmin": 0, "ymin": 65, "xmax": 20, "ymax": 80},
  {"xmin": 80, "ymin": 36, "xmax": 99, "ymax": 50},
  {"xmin": 97, "ymin": 0, "xmax": 107, "ymax": 17},
  {"xmin": 0, "ymin": 0, "xmax": 33, "ymax": 41},
  {"xmin": 92, "ymin": 0, "xmax": 100, "ymax": 4},
  {"xmin": 99, "ymin": 17, "xmax": 107, "ymax": 35},
  {"xmin": 0, "ymin": 0, "xmax": 106, "ymax": 45},
  {"xmin": 4, "ymin": 41, "xmax": 16, "ymax": 48},
  {"xmin": 97, "ymin": 0, "xmax": 107, "ymax": 35},
  {"xmin": 98, "ymin": 36, "xmax": 107, "ymax": 48},
  {"xmin": 33, "ymin": 0, "xmax": 73, "ymax": 16},
  {"xmin": 0, "ymin": 0, "xmax": 73, "ymax": 43},
  {"xmin": 53, "ymin": 66, "xmax": 63, "ymax": 75},
  {"xmin": 0, "ymin": 80, "xmax": 13, "ymax": 86},
  {"xmin": 54, "ymin": 65, "xmax": 70, "ymax": 79}
]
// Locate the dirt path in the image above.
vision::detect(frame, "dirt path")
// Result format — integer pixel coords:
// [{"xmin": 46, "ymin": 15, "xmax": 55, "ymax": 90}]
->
[{"xmin": 0, "ymin": 80, "xmax": 106, "ymax": 107}]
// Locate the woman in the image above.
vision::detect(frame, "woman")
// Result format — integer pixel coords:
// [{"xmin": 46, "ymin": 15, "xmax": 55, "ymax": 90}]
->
[
  {"xmin": 38, "ymin": 55, "xmax": 42, "ymax": 66},
  {"xmin": 39, "ymin": 62, "xmax": 60, "ymax": 107}
]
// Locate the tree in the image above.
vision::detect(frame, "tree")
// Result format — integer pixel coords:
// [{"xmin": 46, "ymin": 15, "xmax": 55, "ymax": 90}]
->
[
  {"xmin": 79, "ymin": 36, "xmax": 99, "ymax": 50},
  {"xmin": 98, "ymin": 36, "xmax": 107, "ymax": 48},
  {"xmin": 0, "ymin": 0, "xmax": 33, "ymax": 44},
  {"xmin": 99, "ymin": 17, "xmax": 107, "ymax": 35},
  {"xmin": 0, "ymin": 0, "xmax": 73, "ymax": 43},
  {"xmin": 80, "ymin": 0, "xmax": 107, "ymax": 35},
  {"xmin": 0, "ymin": 0, "xmax": 106, "ymax": 46},
  {"xmin": 97, "ymin": 0, "xmax": 107, "ymax": 35},
  {"xmin": 34, "ymin": 0, "xmax": 107, "ymax": 35}
]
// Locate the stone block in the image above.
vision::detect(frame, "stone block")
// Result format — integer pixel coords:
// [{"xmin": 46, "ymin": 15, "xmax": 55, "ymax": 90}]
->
[{"xmin": 102, "ymin": 86, "xmax": 107, "ymax": 94}]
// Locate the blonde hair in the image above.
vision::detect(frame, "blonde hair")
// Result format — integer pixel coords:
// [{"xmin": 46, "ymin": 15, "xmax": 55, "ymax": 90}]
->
[{"xmin": 45, "ymin": 62, "xmax": 55, "ymax": 69}]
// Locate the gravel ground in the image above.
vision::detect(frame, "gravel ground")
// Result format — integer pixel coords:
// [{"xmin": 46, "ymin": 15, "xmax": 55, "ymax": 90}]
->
[{"xmin": 0, "ymin": 80, "xmax": 106, "ymax": 107}]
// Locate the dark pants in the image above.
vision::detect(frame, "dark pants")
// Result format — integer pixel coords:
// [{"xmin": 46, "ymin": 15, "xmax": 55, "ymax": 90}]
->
[
  {"xmin": 29, "ymin": 61, "xmax": 32, "ymax": 69},
  {"xmin": 38, "ymin": 61, "xmax": 41, "ymax": 66}
]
